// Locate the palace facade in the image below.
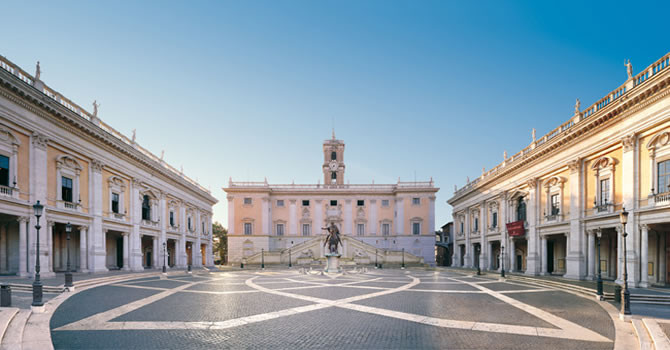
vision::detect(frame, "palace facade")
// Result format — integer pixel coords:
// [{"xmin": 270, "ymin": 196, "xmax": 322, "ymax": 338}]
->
[
  {"xmin": 449, "ymin": 52, "xmax": 670, "ymax": 288},
  {"xmin": 0, "ymin": 55, "xmax": 217, "ymax": 276},
  {"xmin": 224, "ymin": 135, "xmax": 438, "ymax": 265}
]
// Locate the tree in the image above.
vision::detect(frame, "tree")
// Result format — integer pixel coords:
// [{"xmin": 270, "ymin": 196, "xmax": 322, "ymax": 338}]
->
[{"xmin": 212, "ymin": 221, "xmax": 228, "ymax": 264}]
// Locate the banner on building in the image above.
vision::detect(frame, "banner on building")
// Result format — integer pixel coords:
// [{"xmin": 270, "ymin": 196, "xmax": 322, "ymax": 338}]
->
[{"xmin": 506, "ymin": 220, "xmax": 525, "ymax": 237}]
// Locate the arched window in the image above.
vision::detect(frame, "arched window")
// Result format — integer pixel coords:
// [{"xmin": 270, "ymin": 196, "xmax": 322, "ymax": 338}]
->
[
  {"xmin": 331, "ymin": 151, "xmax": 337, "ymax": 160},
  {"xmin": 517, "ymin": 197, "xmax": 526, "ymax": 222},
  {"xmin": 142, "ymin": 195, "xmax": 151, "ymax": 220},
  {"xmin": 331, "ymin": 172, "xmax": 337, "ymax": 180}
]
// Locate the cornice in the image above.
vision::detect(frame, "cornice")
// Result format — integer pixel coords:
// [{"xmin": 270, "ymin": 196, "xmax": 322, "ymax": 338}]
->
[{"xmin": 0, "ymin": 69, "xmax": 217, "ymax": 205}]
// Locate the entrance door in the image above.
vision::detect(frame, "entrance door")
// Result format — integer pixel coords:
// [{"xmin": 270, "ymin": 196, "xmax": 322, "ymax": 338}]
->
[
  {"xmin": 516, "ymin": 254, "xmax": 522, "ymax": 271},
  {"xmin": 116, "ymin": 238, "xmax": 123, "ymax": 269},
  {"xmin": 146, "ymin": 252, "xmax": 152, "ymax": 267},
  {"xmin": 547, "ymin": 241, "xmax": 555, "ymax": 273}
]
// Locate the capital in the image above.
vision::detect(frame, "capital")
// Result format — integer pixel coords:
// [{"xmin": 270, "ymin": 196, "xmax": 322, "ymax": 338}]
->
[
  {"xmin": 17, "ymin": 216, "xmax": 29, "ymax": 224},
  {"xmin": 567, "ymin": 158, "xmax": 581, "ymax": 173},
  {"xmin": 621, "ymin": 133, "xmax": 636, "ymax": 152},
  {"xmin": 526, "ymin": 178, "xmax": 538, "ymax": 189},
  {"xmin": 91, "ymin": 159, "xmax": 105, "ymax": 173},
  {"xmin": 78, "ymin": 225, "xmax": 89, "ymax": 231},
  {"xmin": 31, "ymin": 132, "xmax": 48, "ymax": 150},
  {"xmin": 639, "ymin": 223, "xmax": 649, "ymax": 231}
]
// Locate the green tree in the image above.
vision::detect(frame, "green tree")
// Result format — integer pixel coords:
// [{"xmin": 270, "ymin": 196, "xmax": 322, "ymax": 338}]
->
[{"xmin": 212, "ymin": 221, "xmax": 228, "ymax": 264}]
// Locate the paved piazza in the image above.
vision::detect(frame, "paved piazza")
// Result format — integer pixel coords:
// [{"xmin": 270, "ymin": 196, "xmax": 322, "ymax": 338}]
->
[{"xmin": 50, "ymin": 269, "xmax": 615, "ymax": 349}]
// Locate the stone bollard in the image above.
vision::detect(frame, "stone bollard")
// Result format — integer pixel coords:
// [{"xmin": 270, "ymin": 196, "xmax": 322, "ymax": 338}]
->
[
  {"xmin": 614, "ymin": 285, "xmax": 622, "ymax": 303},
  {"xmin": 0, "ymin": 284, "xmax": 11, "ymax": 307}
]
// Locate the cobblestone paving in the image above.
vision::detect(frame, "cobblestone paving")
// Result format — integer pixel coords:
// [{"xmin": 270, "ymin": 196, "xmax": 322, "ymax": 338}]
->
[{"xmin": 50, "ymin": 269, "xmax": 615, "ymax": 349}]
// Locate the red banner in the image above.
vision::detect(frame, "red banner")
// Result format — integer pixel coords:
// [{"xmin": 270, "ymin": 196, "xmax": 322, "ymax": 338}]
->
[{"xmin": 506, "ymin": 220, "xmax": 525, "ymax": 237}]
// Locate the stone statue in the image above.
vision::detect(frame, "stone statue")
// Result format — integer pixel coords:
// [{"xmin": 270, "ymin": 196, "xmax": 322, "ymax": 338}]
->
[
  {"xmin": 35, "ymin": 61, "xmax": 41, "ymax": 80},
  {"xmin": 466, "ymin": 176, "xmax": 470, "ymax": 183},
  {"xmin": 532, "ymin": 128, "xmax": 536, "ymax": 142},
  {"xmin": 624, "ymin": 59, "xmax": 633, "ymax": 79},
  {"xmin": 92, "ymin": 100, "xmax": 100, "ymax": 117},
  {"xmin": 322, "ymin": 222, "xmax": 342, "ymax": 254},
  {"xmin": 503, "ymin": 150, "xmax": 508, "ymax": 159},
  {"xmin": 574, "ymin": 98, "xmax": 580, "ymax": 115},
  {"xmin": 131, "ymin": 129, "xmax": 136, "ymax": 143},
  {"xmin": 160, "ymin": 150, "xmax": 165, "ymax": 160}
]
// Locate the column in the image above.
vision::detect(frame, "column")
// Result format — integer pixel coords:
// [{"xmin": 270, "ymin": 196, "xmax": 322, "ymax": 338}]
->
[
  {"xmin": 509, "ymin": 238, "xmax": 515, "ymax": 271},
  {"xmin": 0, "ymin": 224, "xmax": 6, "ymax": 272},
  {"xmin": 122, "ymin": 232, "xmax": 130, "ymax": 271},
  {"xmin": 640, "ymin": 224, "xmax": 649, "ymax": 287},
  {"xmin": 566, "ymin": 159, "xmax": 585, "ymax": 279},
  {"xmin": 587, "ymin": 230, "xmax": 596, "ymax": 279},
  {"xmin": 179, "ymin": 202, "xmax": 187, "ymax": 267},
  {"xmin": 525, "ymin": 179, "xmax": 540, "ymax": 275},
  {"xmin": 261, "ymin": 198, "xmax": 269, "ymax": 235},
  {"xmin": 29, "ymin": 133, "xmax": 49, "ymax": 276},
  {"xmin": 488, "ymin": 242, "xmax": 494, "ymax": 270},
  {"xmin": 130, "ymin": 178, "xmax": 143, "ymax": 271},
  {"xmin": 289, "ymin": 200, "xmax": 297, "ymax": 235},
  {"xmin": 152, "ymin": 236, "xmax": 159, "ymax": 268},
  {"xmin": 660, "ymin": 233, "xmax": 667, "ymax": 284},
  {"xmin": 47, "ymin": 221, "xmax": 54, "ymax": 273},
  {"xmin": 479, "ymin": 203, "xmax": 487, "ymax": 270},
  {"xmin": 227, "ymin": 196, "xmax": 235, "ymax": 235},
  {"xmin": 541, "ymin": 236, "xmax": 548, "ymax": 275},
  {"xmin": 622, "ymin": 134, "xmax": 639, "ymax": 285},
  {"xmin": 369, "ymin": 200, "xmax": 377, "ymax": 235},
  {"xmin": 18, "ymin": 217, "xmax": 28, "ymax": 276},
  {"xmin": 159, "ymin": 193, "xmax": 167, "ymax": 267},
  {"xmin": 429, "ymin": 196, "xmax": 436, "ymax": 235},
  {"xmin": 395, "ymin": 198, "xmax": 404, "ymax": 235},
  {"xmin": 464, "ymin": 209, "xmax": 471, "ymax": 267},
  {"xmin": 79, "ymin": 226, "xmax": 88, "ymax": 272},
  {"xmin": 90, "ymin": 159, "xmax": 107, "ymax": 272},
  {"xmin": 616, "ymin": 226, "xmax": 624, "ymax": 282}
]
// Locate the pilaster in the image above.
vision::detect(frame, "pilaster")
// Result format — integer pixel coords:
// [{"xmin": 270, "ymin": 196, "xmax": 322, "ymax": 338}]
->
[{"xmin": 565, "ymin": 159, "xmax": 585, "ymax": 279}]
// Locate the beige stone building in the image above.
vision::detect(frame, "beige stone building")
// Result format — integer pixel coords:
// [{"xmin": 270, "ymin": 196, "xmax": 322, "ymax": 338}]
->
[
  {"xmin": 0, "ymin": 55, "xmax": 217, "ymax": 276},
  {"xmin": 449, "ymin": 52, "xmax": 670, "ymax": 288},
  {"xmin": 224, "ymin": 134, "xmax": 439, "ymax": 266}
]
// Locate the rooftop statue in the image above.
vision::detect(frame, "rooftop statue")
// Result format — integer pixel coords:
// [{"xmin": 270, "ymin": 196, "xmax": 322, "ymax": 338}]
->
[
  {"xmin": 35, "ymin": 61, "xmax": 41, "ymax": 80},
  {"xmin": 532, "ymin": 128, "xmax": 536, "ymax": 142},
  {"xmin": 322, "ymin": 222, "xmax": 342, "ymax": 254},
  {"xmin": 574, "ymin": 98, "xmax": 580, "ymax": 115},
  {"xmin": 625, "ymin": 59, "xmax": 633, "ymax": 79},
  {"xmin": 92, "ymin": 100, "xmax": 100, "ymax": 117}
]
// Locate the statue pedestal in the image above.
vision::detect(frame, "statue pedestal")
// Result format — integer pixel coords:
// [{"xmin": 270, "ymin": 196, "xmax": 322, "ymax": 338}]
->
[{"xmin": 324, "ymin": 253, "xmax": 341, "ymax": 273}]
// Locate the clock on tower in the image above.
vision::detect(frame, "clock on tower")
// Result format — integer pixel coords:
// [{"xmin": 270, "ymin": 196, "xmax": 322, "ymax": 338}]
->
[{"xmin": 323, "ymin": 132, "xmax": 345, "ymax": 185}]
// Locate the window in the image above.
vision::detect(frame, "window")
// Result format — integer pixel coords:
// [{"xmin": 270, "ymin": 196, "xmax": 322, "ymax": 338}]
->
[
  {"xmin": 0, "ymin": 155, "xmax": 8, "ymax": 186},
  {"xmin": 331, "ymin": 172, "xmax": 336, "ymax": 180},
  {"xmin": 330, "ymin": 200, "xmax": 338, "ymax": 206},
  {"xmin": 412, "ymin": 197, "xmax": 420, "ymax": 205},
  {"xmin": 474, "ymin": 217, "xmax": 478, "ymax": 231},
  {"xmin": 141, "ymin": 195, "xmax": 151, "ymax": 220},
  {"xmin": 62, "ymin": 176, "xmax": 73, "ymax": 202},
  {"xmin": 111, "ymin": 193, "xmax": 119, "ymax": 213},
  {"xmin": 169, "ymin": 211, "xmax": 174, "ymax": 227},
  {"xmin": 188, "ymin": 217, "xmax": 192, "ymax": 231},
  {"xmin": 412, "ymin": 222, "xmax": 421, "ymax": 235},
  {"xmin": 357, "ymin": 224, "xmax": 365, "ymax": 236},
  {"xmin": 460, "ymin": 221, "xmax": 464, "ymax": 234},
  {"xmin": 331, "ymin": 151, "xmax": 337, "ymax": 160},
  {"xmin": 658, "ymin": 160, "xmax": 670, "ymax": 194},
  {"xmin": 381, "ymin": 199, "xmax": 389, "ymax": 207},
  {"xmin": 492, "ymin": 212, "xmax": 498, "ymax": 228},
  {"xmin": 357, "ymin": 200, "xmax": 364, "ymax": 206},
  {"xmin": 243, "ymin": 197, "xmax": 252, "ymax": 205},
  {"xmin": 302, "ymin": 224, "xmax": 311, "ymax": 236},
  {"xmin": 276, "ymin": 200, "xmax": 284, "ymax": 207},
  {"xmin": 276, "ymin": 223, "xmax": 284, "ymax": 236},
  {"xmin": 202, "ymin": 222, "xmax": 205, "ymax": 233},
  {"xmin": 551, "ymin": 194, "xmax": 560, "ymax": 215},
  {"xmin": 517, "ymin": 197, "xmax": 526, "ymax": 221},
  {"xmin": 302, "ymin": 200, "xmax": 310, "ymax": 206},
  {"xmin": 382, "ymin": 223, "xmax": 390, "ymax": 236},
  {"xmin": 244, "ymin": 223, "xmax": 252, "ymax": 235}
]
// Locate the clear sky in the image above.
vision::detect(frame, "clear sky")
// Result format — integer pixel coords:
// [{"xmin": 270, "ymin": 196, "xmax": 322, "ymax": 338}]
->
[{"xmin": 2, "ymin": 1, "xmax": 668, "ymax": 229}]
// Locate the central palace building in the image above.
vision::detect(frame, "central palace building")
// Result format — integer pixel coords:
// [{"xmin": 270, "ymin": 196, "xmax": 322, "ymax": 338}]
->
[
  {"xmin": 0, "ymin": 55, "xmax": 217, "ymax": 276},
  {"xmin": 224, "ymin": 134, "xmax": 439, "ymax": 266},
  {"xmin": 449, "ymin": 52, "xmax": 670, "ymax": 288}
]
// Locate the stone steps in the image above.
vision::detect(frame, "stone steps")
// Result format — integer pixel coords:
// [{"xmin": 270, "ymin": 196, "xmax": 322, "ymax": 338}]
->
[
  {"xmin": 643, "ymin": 319, "xmax": 670, "ymax": 350},
  {"xmin": 0, "ymin": 308, "xmax": 18, "ymax": 346},
  {"xmin": 632, "ymin": 318, "xmax": 655, "ymax": 350},
  {"xmin": 0, "ymin": 309, "xmax": 30, "ymax": 350}
]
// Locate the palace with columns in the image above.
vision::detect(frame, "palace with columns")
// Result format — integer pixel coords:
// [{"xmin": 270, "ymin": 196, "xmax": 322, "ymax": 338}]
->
[
  {"xmin": 449, "ymin": 52, "xmax": 670, "ymax": 288},
  {"xmin": 224, "ymin": 134, "xmax": 438, "ymax": 265},
  {"xmin": 0, "ymin": 55, "xmax": 217, "ymax": 276}
]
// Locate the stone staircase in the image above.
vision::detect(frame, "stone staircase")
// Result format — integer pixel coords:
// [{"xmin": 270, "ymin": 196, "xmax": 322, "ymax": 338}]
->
[
  {"xmin": 631, "ymin": 318, "xmax": 670, "ymax": 350},
  {"xmin": 0, "ymin": 307, "xmax": 48, "ymax": 350}
]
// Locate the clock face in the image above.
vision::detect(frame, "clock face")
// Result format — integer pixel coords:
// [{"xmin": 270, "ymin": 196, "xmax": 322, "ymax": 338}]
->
[{"xmin": 329, "ymin": 161, "xmax": 338, "ymax": 171}]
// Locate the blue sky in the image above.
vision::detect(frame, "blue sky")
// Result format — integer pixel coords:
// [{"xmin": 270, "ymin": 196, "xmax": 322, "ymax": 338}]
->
[{"xmin": 2, "ymin": 1, "xmax": 668, "ymax": 229}]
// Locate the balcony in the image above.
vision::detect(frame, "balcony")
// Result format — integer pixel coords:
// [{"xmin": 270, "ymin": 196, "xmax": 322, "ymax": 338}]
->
[
  {"xmin": 0, "ymin": 185, "xmax": 13, "ymax": 197},
  {"xmin": 592, "ymin": 199, "xmax": 613, "ymax": 215},
  {"xmin": 57, "ymin": 200, "xmax": 80, "ymax": 212},
  {"xmin": 653, "ymin": 192, "xmax": 670, "ymax": 205},
  {"xmin": 141, "ymin": 219, "xmax": 159, "ymax": 228},
  {"xmin": 107, "ymin": 211, "xmax": 126, "ymax": 220},
  {"xmin": 544, "ymin": 208, "xmax": 561, "ymax": 223}
]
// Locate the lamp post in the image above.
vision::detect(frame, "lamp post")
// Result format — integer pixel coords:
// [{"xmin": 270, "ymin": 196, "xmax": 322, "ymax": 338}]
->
[
  {"xmin": 32, "ymin": 201, "xmax": 44, "ymax": 308},
  {"xmin": 261, "ymin": 248, "xmax": 265, "ymax": 269},
  {"xmin": 288, "ymin": 248, "xmax": 292, "ymax": 268},
  {"xmin": 476, "ymin": 245, "xmax": 481, "ymax": 275},
  {"xmin": 619, "ymin": 208, "xmax": 631, "ymax": 317},
  {"xmin": 401, "ymin": 248, "xmax": 405, "ymax": 269},
  {"xmin": 375, "ymin": 248, "xmax": 378, "ymax": 268},
  {"xmin": 500, "ymin": 245, "xmax": 505, "ymax": 278},
  {"xmin": 596, "ymin": 228, "xmax": 603, "ymax": 299},
  {"xmin": 65, "ymin": 223, "xmax": 73, "ymax": 290},
  {"xmin": 162, "ymin": 242, "xmax": 167, "ymax": 273}
]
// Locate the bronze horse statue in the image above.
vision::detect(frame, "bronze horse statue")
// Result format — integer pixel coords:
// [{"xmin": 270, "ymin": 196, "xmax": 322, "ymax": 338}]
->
[{"xmin": 323, "ymin": 223, "xmax": 342, "ymax": 254}]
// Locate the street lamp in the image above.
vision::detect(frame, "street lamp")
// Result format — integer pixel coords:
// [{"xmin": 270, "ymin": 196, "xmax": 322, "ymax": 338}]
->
[
  {"xmin": 65, "ymin": 223, "xmax": 73, "ymax": 290},
  {"xmin": 596, "ymin": 228, "xmax": 603, "ymax": 299},
  {"xmin": 619, "ymin": 208, "xmax": 631, "ymax": 317},
  {"xmin": 401, "ymin": 248, "xmax": 405, "ymax": 269},
  {"xmin": 261, "ymin": 248, "xmax": 265, "ymax": 269},
  {"xmin": 500, "ymin": 245, "xmax": 505, "ymax": 278},
  {"xmin": 375, "ymin": 248, "xmax": 378, "ymax": 268},
  {"xmin": 32, "ymin": 201, "xmax": 44, "ymax": 308},
  {"xmin": 288, "ymin": 248, "xmax": 292, "ymax": 268},
  {"xmin": 162, "ymin": 242, "xmax": 167, "ymax": 273}
]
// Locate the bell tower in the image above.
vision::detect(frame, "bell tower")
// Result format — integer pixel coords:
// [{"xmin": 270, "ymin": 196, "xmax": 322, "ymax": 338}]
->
[{"xmin": 323, "ymin": 130, "xmax": 345, "ymax": 185}]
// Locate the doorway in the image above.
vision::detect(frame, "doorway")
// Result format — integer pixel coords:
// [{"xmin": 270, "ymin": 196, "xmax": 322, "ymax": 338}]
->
[{"xmin": 547, "ymin": 241, "xmax": 555, "ymax": 273}]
